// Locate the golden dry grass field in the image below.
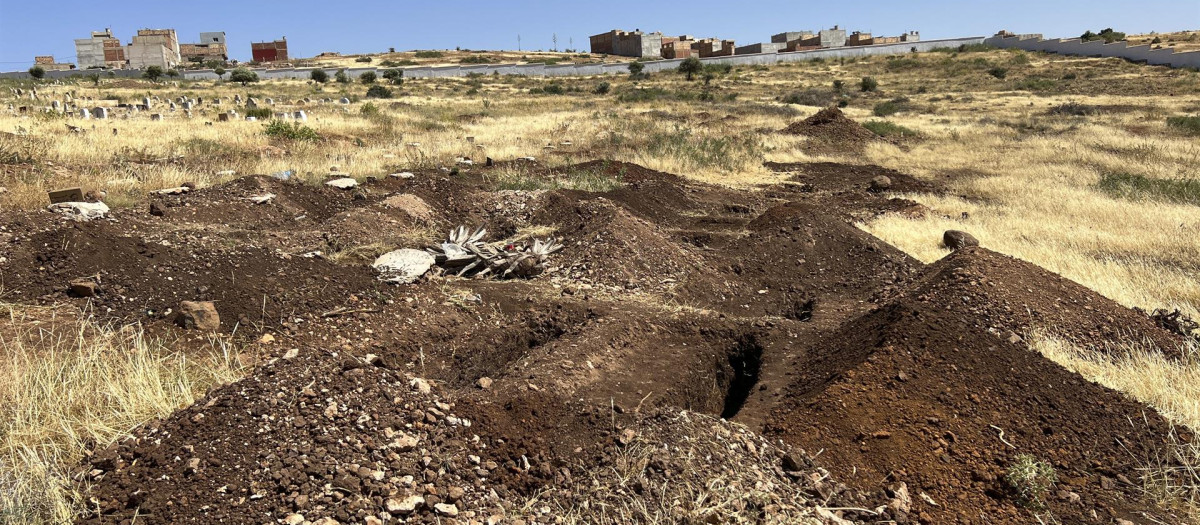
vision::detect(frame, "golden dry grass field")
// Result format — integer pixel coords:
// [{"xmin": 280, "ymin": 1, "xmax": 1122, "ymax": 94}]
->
[{"xmin": 2, "ymin": 46, "xmax": 1200, "ymax": 523}]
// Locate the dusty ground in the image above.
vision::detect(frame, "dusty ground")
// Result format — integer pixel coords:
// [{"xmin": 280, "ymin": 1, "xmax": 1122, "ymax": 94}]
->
[{"xmin": 2, "ymin": 45, "xmax": 1199, "ymax": 524}]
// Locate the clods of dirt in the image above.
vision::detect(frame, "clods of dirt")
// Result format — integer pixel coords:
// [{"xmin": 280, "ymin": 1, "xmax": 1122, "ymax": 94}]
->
[{"xmin": 781, "ymin": 107, "xmax": 880, "ymax": 152}]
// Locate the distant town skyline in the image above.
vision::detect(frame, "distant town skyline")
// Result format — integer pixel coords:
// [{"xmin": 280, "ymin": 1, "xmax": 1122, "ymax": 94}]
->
[{"xmin": 1, "ymin": 0, "xmax": 1197, "ymax": 68}]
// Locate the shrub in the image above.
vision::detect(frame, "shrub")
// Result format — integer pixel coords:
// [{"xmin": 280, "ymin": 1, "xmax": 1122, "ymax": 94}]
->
[
  {"xmin": 335, "ymin": 69, "xmax": 349, "ymax": 84},
  {"xmin": 873, "ymin": 98, "xmax": 909, "ymax": 117},
  {"xmin": 28, "ymin": 66, "xmax": 45, "ymax": 79},
  {"xmin": 1005, "ymin": 454, "xmax": 1057, "ymax": 508},
  {"xmin": 628, "ymin": 61, "xmax": 645, "ymax": 79},
  {"xmin": 1151, "ymin": 36, "xmax": 1163, "ymax": 44},
  {"xmin": 213, "ymin": 66, "xmax": 226, "ymax": 78},
  {"xmin": 1014, "ymin": 77, "xmax": 1058, "ymax": 92},
  {"xmin": 380, "ymin": 59, "xmax": 418, "ymax": 67},
  {"xmin": 594, "ymin": 81, "xmax": 610, "ymax": 95},
  {"xmin": 359, "ymin": 71, "xmax": 377, "ymax": 84},
  {"xmin": 414, "ymin": 50, "xmax": 444, "ymax": 59},
  {"xmin": 310, "ymin": 69, "xmax": 329, "ymax": 83},
  {"xmin": 460, "ymin": 55, "xmax": 492, "ymax": 64},
  {"xmin": 832, "ymin": 79, "xmax": 845, "ymax": 92},
  {"xmin": 1082, "ymin": 28, "xmax": 1126, "ymax": 43},
  {"xmin": 264, "ymin": 121, "xmax": 320, "ymax": 141},
  {"xmin": 1166, "ymin": 115, "xmax": 1200, "ymax": 136},
  {"xmin": 782, "ymin": 89, "xmax": 834, "ymax": 106},
  {"xmin": 229, "ymin": 68, "xmax": 258, "ymax": 86},
  {"xmin": 142, "ymin": 66, "xmax": 163, "ymax": 81},
  {"xmin": 703, "ymin": 63, "xmax": 733, "ymax": 75},
  {"xmin": 862, "ymin": 120, "xmax": 918, "ymax": 137},
  {"xmin": 245, "ymin": 107, "xmax": 273, "ymax": 119},
  {"xmin": 988, "ymin": 67, "xmax": 1008, "ymax": 79},
  {"xmin": 1097, "ymin": 171, "xmax": 1200, "ymax": 206},
  {"xmin": 381, "ymin": 69, "xmax": 404, "ymax": 85},
  {"xmin": 1048, "ymin": 102, "xmax": 1099, "ymax": 116},
  {"xmin": 365, "ymin": 84, "xmax": 393, "ymax": 98},
  {"xmin": 678, "ymin": 57, "xmax": 702, "ymax": 81},
  {"xmin": 355, "ymin": 56, "xmax": 372, "ymax": 63},
  {"xmin": 360, "ymin": 102, "xmax": 380, "ymax": 117},
  {"xmin": 166, "ymin": 69, "xmax": 180, "ymax": 78},
  {"xmin": 860, "ymin": 76, "xmax": 878, "ymax": 92}
]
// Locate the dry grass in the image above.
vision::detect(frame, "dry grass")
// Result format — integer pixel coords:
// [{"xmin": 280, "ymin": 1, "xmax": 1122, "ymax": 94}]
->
[{"xmin": 0, "ymin": 304, "xmax": 249, "ymax": 524}]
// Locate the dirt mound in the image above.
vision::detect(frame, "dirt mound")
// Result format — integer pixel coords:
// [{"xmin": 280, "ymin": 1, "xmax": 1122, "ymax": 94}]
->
[
  {"xmin": 80, "ymin": 350, "xmax": 509, "ymax": 524},
  {"xmin": 534, "ymin": 195, "xmax": 701, "ymax": 292},
  {"xmin": 1, "ymin": 222, "xmax": 389, "ymax": 331},
  {"xmin": 782, "ymin": 107, "xmax": 879, "ymax": 152},
  {"xmin": 906, "ymin": 247, "xmax": 1186, "ymax": 355},
  {"xmin": 766, "ymin": 260, "xmax": 1190, "ymax": 523}
]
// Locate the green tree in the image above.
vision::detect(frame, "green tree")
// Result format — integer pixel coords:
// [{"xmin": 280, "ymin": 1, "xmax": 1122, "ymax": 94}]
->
[
  {"xmin": 213, "ymin": 66, "xmax": 226, "ymax": 79},
  {"xmin": 628, "ymin": 61, "xmax": 644, "ymax": 79},
  {"xmin": 677, "ymin": 57, "xmax": 702, "ymax": 81},
  {"xmin": 166, "ymin": 68, "xmax": 180, "ymax": 78},
  {"xmin": 381, "ymin": 69, "xmax": 404, "ymax": 85},
  {"xmin": 28, "ymin": 65, "xmax": 45, "ymax": 79},
  {"xmin": 142, "ymin": 66, "xmax": 164, "ymax": 82},
  {"xmin": 229, "ymin": 67, "xmax": 259, "ymax": 86},
  {"xmin": 366, "ymin": 85, "xmax": 393, "ymax": 98},
  {"xmin": 310, "ymin": 69, "xmax": 329, "ymax": 83},
  {"xmin": 86, "ymin": 73, "xmax": 101, "ymax": 86},
  {"xmin": 359, "ymin": 71, "xmax": 377, "ymax": 84},
  {"xmin": 335, "ymin": 69, "xmax": 350, "ymax": 84}
]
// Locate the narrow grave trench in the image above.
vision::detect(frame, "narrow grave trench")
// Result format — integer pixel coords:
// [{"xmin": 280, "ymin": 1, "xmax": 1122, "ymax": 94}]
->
[{"xmin": 720, "ymin": 335, "xmax": 765, "ymax": 420}]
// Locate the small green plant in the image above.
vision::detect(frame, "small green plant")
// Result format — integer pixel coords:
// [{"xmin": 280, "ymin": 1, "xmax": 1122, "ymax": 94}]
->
[
  {"xmin": 1097, "ymin": 171, "xmax": 1200, "ymax": 206},
  {"xmin": 1048, "ymin": 102, "xmax": 1099, "ymax": 116},
  {"xmin": 355, "ymin": 56, "xmax": 372, "ymax": 63},
  {"xmin": 460, "ymin": 55, "xmax": 492, "ymax": 64},
  {"xmin": 166, "ymin": 68, "xmax": 180, "ymax": 78},
  {"xmin": 365, "ymin": 84, "xmax": 393, "ymax": 98},
  {"xmin": 1005, "ymin": 454, "xmax": 1058, "ymax": 508},
  {"xmin": 832, "ymin": 79, "xmax": 845, "ymax": 93},
  {"xmin": 782, "ymin": 89, "xmax": 834, "ymax": 106},
  {"xmin": 414, "ymin": 50, "xmax": 444, "ymax": 58},
  {"xmin": 594, "ymin": 81, "xmax": 610, "ymax": 95},
  {"xmin": 360, "ymin": 102, "xmax": 380, "ymax": 116},
  {"xmin": 872, "ymin": 97, "xmax": 910, "ymax": 117},
  {"xmin": 860, "ymin": 76, "xmax": 878, "ymax": 92},
  {"xmin": 1166, "ymin": 115, "xmax": 1200, "ymax": 136},
  {"xmin": 335, "ymin": 69, "xmax": 349, "ymax": 84},
  {"xmin": 988, "ymin": 67, "xmax": 1008, "ymax": 79},
  {"xmin": 264, "ymin": 121, "xmax": 320, "ymax": 141},
  {"xmin": 310, "ymin": 69, "xmax": 328, "ymax": 83},
  {"xmin": 359, "ymin": 71, "xmax": 377, "ymax": 84}
]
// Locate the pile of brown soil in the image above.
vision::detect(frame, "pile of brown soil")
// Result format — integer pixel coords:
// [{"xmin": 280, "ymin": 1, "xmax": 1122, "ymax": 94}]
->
[
  {"xmin": 766, "ymin": 248, "xmax": 1189, "ymax": 524},
  {"xmin": 782, "ymin": 107, "xmax": 879, "ymax": 152}
]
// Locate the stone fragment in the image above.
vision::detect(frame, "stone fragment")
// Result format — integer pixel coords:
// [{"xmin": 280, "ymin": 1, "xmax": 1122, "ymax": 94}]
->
[
  {"xmin": 372, "ymin": 249, "xmax": 434, "ymax": 284},
  {"xmin": 869, "ymin": 175, "xmax": 892, "ymax": 192},
  {"xmin": 943, "ymin": 230, "xmax": 979, "ymax": 250},
  {"xmin": 176, "ymin": 301, "xmax": 220, "ymax": 330},
  {"xmin": 325, "ymin": 177, "xmax": 357, "ymax": 189}
]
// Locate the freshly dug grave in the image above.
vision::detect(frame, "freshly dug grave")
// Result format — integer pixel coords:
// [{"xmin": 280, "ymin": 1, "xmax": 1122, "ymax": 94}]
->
[
  {"xmin": 781, "ymin": 107, "xmax": 879, "ymax": 152},
  {"xmin": 905, "ymin": 247, "xmax": 1186, "ymax": 355},
  {"xmin": 766, "ymin": 249, "xmax": 1191, "ymax": 524}
]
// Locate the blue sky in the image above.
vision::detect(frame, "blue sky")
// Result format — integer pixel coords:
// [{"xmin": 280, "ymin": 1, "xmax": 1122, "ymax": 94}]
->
[{"xmin": 0, "ymin": 0, "xmax": 1197, "ymax": 69}]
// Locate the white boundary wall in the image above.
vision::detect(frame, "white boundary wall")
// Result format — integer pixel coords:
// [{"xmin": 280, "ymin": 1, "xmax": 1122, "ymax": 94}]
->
[
  {"xmin": 985, "ymin": 35, "xmax": 1200, "ymax": 69},
  {"xmin": 2, "ymin": 37, "xmax": 990, "ymax": 80}
]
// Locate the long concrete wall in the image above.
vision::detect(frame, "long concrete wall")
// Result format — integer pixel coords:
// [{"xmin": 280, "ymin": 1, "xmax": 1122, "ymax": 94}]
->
[
  {"xmin": 1, "ymin": 36, "xmax": 987, "ymax": 81},
  {"xmin": 984, "ymin": 35, "xmax": 1200, "ymax": 69}
]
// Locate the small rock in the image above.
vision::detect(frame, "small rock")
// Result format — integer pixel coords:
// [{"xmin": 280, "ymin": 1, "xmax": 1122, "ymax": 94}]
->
[
  {"xmin": 618, "ymin": 428, "xmax": 636, "ymax": 445},
  {"xmin": 869, "ymin": 175, "xmax": 892, "ymax": 192},
  {"xmin": 175, "ymin": 301, "xmax": 219, "ymax": 330},
  {"xmin": 386, "ymin": 495, "xmax": 424, "ymax": 514},
  {"xmin": 411, "ymin": 378, "xmax": 431, "ymax": 394},
  {"xmin": 259, "ymin": 333, "xmax": 276, "ymax": 344},
  {"xmin": 434, "ymin": 503, "xmax": 459, "ymax": 516},
  {"xmin": 283, "ymin": 348, "xmax": 299, "ymax": 360},
  {"xmin": 447, "ymin": 486, "xmax": 465, "ymax": 502},
  {"xmin": 149, "ymin": 201, "xmax": 166, "ymax": 217},
  {"xmin": 283, "ymin": 514, "xmax": 304, "ymax": 525},
  {"xmin": 943, "ymin": 230, "xmax": 979, "ymax": 250},
  {"xmin": 364, "ymin": 517, "xmax": 383, "ymax": 525},
  {"xmin": 477, "ymin": 377, "xmax": 493, "ymax": 389},
  {"xmin": 389, "ymin": 172, "xmax": 416, "ymax": 179},
  {"xmin": 69, "ymin": 279, "xmax": 97, "ymax": 297}
]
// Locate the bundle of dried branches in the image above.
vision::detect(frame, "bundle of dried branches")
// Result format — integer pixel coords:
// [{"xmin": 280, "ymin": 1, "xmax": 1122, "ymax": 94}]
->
[{"xmin": 426, "ymin": 226, "xmax": 563, "ymax": 279}]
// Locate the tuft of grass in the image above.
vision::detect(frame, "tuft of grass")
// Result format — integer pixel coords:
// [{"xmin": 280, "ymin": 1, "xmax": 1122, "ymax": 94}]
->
[
  {"xmin": 1097, "ymin": 172, "xmax": 1200, "ymax": 206},
  {"xmin": 1048, "ymin": 102, "xmax": 1100, "ymax": 116},
  {"xmin": 413, "ymin": 50, "xmax": 444, "ymax": 59},
  {"xmin": 491, "ymin": 165, "xmax": 624, "ymax": 192},
  {"xmin": 1167, "ymin": 116, "xmax": 1200, "ymax": 136},
  {"xmin": 872, "ymin": 97, "xmax": 910, "ymax": 117},
  {"xmin": 0, "ymin": 305, "xmax": 248, "ymax": 524},
  {"xmin": 862, "ymin": 120, "xmax": 918, "ymax": 137}
]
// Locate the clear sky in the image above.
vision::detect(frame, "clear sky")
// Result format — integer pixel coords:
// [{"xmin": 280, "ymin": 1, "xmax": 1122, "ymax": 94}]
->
[{"xmin": 0, "ymin": 0, "xmax": 1197, "ymax": 69}]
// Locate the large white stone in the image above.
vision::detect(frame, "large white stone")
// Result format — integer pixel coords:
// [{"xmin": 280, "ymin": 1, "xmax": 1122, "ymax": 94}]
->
[
  {"xmin": 372, "ymin": 249, "xmax": 434, "ymax": 284},
  {"xmin": 47, "ymin": 201, "xmax": 109, "ymax": 221},
  {"xmin": 325, "ymin": 177, "xmax": 358, "ymax": 189}
]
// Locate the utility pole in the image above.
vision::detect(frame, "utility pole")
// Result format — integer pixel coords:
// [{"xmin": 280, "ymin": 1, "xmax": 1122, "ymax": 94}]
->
[{"xmin": 552, "ymin": 33, "xmax": 558, "ymax": 52}]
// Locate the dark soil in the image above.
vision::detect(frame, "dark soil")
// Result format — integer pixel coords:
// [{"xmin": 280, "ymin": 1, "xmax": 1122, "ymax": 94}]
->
[
  {"xmin": 0, "ymin": 158, "xmax": 1188, "ymax": 524},
  {"xmin": 781, "ymin": 107, "xmax": 881, "ymax": 152}
]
